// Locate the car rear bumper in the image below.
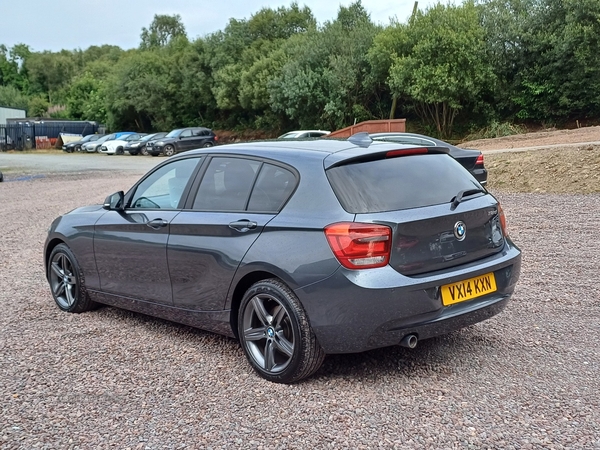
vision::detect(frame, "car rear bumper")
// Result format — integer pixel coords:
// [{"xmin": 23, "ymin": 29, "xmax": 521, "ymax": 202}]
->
[{"xmin": 295, "ymin": 241, "xmax": 521, "ymax": 354}]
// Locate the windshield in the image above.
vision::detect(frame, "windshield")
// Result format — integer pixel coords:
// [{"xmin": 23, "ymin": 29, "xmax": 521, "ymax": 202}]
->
[
  {"xmin": 99, "ymin": 134, "xmax": 115, "ymax": 142},
  {"xmin": 165, "ymin": 129, "xmax": 183, "ymax": 138},
  {"xmin": 279, "ymin": 132, "xmax": 301, "ymax": 139}
]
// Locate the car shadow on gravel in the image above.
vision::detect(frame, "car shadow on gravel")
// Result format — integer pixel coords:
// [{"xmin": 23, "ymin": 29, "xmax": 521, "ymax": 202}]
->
[
  {"xmin": 94, "ymin": 306, "xmax": 503, "ymax": 383},
  {"xmin": 314, "ymin": 327, "xmax": 503, "ymax": 382}
]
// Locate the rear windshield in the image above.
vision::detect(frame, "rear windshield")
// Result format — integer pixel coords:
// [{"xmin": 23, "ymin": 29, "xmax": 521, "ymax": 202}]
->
[{"xmin": 327, "ymin": 154, "xmax": 482, "ymax": 213}]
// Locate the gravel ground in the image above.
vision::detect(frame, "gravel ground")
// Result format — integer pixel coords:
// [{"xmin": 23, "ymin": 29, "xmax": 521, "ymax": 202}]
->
[{"xmin": 1, "ymin": 172, "xmax": 599, "ymax": 449}]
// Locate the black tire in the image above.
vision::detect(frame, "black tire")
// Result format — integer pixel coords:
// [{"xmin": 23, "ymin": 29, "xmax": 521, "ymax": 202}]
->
[
  {"xmin": 163, "ymin": 145, "xmax": 175, "ymax": 157},
  {"xmin": 238, "ymin": 279, "xmax": 325, "ymax": 383},
  {"xmin": 48, "ymin": 243, "xmax": 98, "ymax": 313},
  {"xmin": 0, "ymin": 171, "xmax": 3, "ymax": 182},
  {"xmin": 116, "ymin": 147, "xmax": 124, "ymax": 155},
  {"xmin": 141, "ymin": 147, "xmax": 149, "ymax": 156},
  {"xmin": 129, "ymin": 150, "xmax": 138, "ymax": 156},
  {"xmin": 75, "ymin": 145, "xmax": 82, "ymax": 152},
  {"xmin": 202, "ymin": 142, "xmax": 214, "ymax": 148}
]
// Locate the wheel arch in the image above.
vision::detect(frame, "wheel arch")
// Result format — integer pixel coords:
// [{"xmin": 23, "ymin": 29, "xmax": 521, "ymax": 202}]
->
[
  {"xmin": 229, "ymin": 270, "xmax": 282, "ymax": 340},
  {"xmin": 44, "ymin": 237, "xmax": 66, "ymax": 279}
]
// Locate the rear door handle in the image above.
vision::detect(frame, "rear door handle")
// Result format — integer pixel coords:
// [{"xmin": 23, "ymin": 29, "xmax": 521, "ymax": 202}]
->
[
  {"xmin": 229, "ymin": 220, "xmax": 258, "ymax": 232},
  {"xmin": 147, "ymin": 218, "xmax": 169, "ymax": 229}
]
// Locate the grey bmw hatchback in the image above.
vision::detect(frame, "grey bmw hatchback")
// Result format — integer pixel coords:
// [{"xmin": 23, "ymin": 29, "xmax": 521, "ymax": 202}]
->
[{"xmin": 45, "ymin": 134, "xmax": 521, "ymax": 383}]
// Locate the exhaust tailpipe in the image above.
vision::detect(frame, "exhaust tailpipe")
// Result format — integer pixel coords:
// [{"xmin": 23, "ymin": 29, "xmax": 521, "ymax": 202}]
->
[{"xmin": 400, "ymin": 334, "xmax": 418, "ymax": 349}]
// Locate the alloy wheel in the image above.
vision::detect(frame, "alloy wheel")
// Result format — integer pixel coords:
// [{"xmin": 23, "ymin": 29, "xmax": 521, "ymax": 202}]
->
[
  {"xmin": 49, "ymin": 252, "xmax": 78, "ymax": 310},
  {"xmin": 241, "ymin": 293, "xmax": 296, "ymax": 374}
]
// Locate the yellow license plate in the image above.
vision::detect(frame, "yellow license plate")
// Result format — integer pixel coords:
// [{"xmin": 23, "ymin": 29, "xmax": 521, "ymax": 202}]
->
[{"xmin": 441, "ymin": 272, "xmax": 497, "ymax": 306}]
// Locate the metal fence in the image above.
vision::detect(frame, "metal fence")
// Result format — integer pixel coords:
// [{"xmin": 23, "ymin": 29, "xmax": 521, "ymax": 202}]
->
[{"xmin": 0, "ymin": 122, "xmax": 100, "ymax": 151}]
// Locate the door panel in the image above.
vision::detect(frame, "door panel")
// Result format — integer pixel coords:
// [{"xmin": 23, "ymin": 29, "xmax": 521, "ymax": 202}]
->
[
  {"xmin": 93, "ymin": 157, "xmax": 201, "ymax": 304},
  {"xmin": 94, "ymin": 210, "xmax": 180, "ymax": 304},
  {"xmin": 168, "ymin": 212, "xmax": 272, "ymax": 310}
]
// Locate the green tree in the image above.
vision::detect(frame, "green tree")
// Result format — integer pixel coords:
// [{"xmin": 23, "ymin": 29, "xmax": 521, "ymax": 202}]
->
[
  {"xmin": 0, "ymin": 44, "xmax": 30, "ymax": 92},
  {"xmin": 140, "ymin": 14, "xmax": 187, "ymax": 50},
  {"xmin": 0, "ymin": 85, "xmax": 28, "ymax": 110},
  {"xmin": 269, "ymin": 2, "xmax": 380, "ymax": 130},
  {"xmin": 28, "ymin": 95, "xmax": 50, "ymax": 116},
  {"xmin": 480, "ymin": 0, "xmax": 600, "ymax": 121},
  {"xmin": 25, "ymin": 50, "xmax": 76, "ymax": 102},
  {"xmin": 386, "ymin": 2, "xmax": 495, "ymax": 136},
  {"xmin": 66, "ymin": 71, "xmax": 108, "ymax": 123}
]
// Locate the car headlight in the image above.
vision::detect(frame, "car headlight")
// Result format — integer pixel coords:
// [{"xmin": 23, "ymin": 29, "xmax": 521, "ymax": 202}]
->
[{"xmin": 156, "ymin": 141, "xmax": 164, "ymax": 146}]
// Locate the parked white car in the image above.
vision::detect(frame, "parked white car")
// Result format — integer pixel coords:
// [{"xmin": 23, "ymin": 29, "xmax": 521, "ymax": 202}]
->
[
  {"xmin": 278, "ymin": 130, "xmax": 331, "ymax": 139},
  {"xmin": 99, "ymin": 133, "xmax": 146, "ymax": 155}
]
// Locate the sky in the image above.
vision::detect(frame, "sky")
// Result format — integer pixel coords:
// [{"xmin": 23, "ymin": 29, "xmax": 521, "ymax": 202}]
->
[{"xmin": 0, "ymin": 0, "xmax": 440, "ymax": 52}]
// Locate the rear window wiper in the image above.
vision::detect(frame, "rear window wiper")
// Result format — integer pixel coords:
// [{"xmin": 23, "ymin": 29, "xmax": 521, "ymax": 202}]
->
[{"xmin": 451, "ymin": 188, "xmax": 486, "ymax": 209}]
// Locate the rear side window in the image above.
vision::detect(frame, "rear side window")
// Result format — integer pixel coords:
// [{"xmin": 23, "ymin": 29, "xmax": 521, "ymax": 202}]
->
[
  {"xmin": 248, "ymin": 164, "xmax": 296, "ymax": 212},
  {"xmin": 192, "ymin": 158, "xmax": 296, "ymax": 213},
  {"xmin": 327, "ymin": 154, "xmax": 481, "ymax": 213},
  {"xmin": 193, "ymin": 157, "xmax": 260, "ymax": 211}
]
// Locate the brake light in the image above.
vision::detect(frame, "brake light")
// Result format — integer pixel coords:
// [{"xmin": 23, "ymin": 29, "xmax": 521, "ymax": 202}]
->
[
  {"xmin": 498, "ymin": 203, "xmax": 509, "ymax": 237},
  {"xmin": 386, "ymin": 148, "xmax": 428, "ymax": 158},
  {"xmin": 214, "ymin": 135, "xmax": 219, "ymax": 141},
  {"xmin": 475, "ymin": 154, "xmax": 484, "ymax": 166},
  {"xmin": 324, "ymin": 222, "xmax": 391, "ymax": 269}
]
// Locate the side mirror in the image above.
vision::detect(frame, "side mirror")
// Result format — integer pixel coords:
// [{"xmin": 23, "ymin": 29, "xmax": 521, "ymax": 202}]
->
[{"xmin": 103, "ymin": 191, "xmax": 125, "ymax": 211}]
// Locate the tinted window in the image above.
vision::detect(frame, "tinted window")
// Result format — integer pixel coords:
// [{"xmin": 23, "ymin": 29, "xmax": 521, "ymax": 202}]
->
[
  {"xmin": 165, "ymin": 129, "xmax": 182, "ymax": 138},
  {"xmin": 327, "ymin": 154, "xmax": 481, "ymax": 213},
  {"xmin": 193, "ymin": 157, "xmax": 260, "ymax": 211},
  {"xmin": 180, "ymin": 129, "xmax": 193, "ymax": 138},
  {"xmin": 248, "ymin": 164, "xmax": 296, "ymax": 212},
  {"xmin": 130, "ymin": 158, "xmax": 200, "ymax": 209}
]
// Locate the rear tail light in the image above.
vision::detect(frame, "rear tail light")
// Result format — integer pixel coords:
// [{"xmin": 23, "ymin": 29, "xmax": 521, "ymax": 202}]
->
[
  {"xmin": 475, "ymin": 154, "xmax": 484, "ymax": 166},
  {"xmin": 214, "ymin": 135, "xmax": 219, "ymax": 141},
  {"xmin": 498, "ymin": 203, "xmax": 509, "ymax": 237},
  {"xmin": 325, "ymin": 222, "xmax": 391, "ymax": 269}
]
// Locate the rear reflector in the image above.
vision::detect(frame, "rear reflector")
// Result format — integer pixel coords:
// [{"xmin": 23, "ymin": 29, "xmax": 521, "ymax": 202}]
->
[
  {"xmin": 386, "ymin": 148, "xmax": 428, "ymax": 158},
  {"xmin": 325, "ymin": 222, "xmax": 392, "ymax": 269},
  {"xmin": 498, "ymin": 203, "xmax": 509, "ymax": 237}
]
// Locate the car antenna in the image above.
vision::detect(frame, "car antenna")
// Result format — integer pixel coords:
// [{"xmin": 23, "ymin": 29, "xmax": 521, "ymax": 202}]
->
[{"xmin": 347, "ymin": 132, "xmax": 373, "ymax": 148}]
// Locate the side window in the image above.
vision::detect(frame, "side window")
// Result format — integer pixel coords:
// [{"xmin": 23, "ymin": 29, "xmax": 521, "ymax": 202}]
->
[
  {"xmin": 130, "ymin": 158, "xmax": 200, "ymax": 209},
  {"xmin": 180, "ymin": 129, "xmax": 193, "ymax": 138},
  {"xmin": 193, "ymin": 157, "xmax": 259, "ymax": 211},
  {"xmin": 194, "ymin": 129, "xmax": 209, "ymax": 137},
  {"xmin": 248, "ymin": 164, "xmax": 297, "ymax": 212}
]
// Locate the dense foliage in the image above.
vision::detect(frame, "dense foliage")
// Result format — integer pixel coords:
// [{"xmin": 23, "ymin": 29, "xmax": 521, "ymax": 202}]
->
[{"xmin": 1, "ymin": 0, "xmax": 599, "ymax": 137}]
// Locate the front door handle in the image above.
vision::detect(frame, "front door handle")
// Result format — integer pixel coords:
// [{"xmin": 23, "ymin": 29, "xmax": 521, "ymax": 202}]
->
[
  {"xmin": 147, "ymin": 218, "xmax": 169, "ymax": 229},
  {"xmin": 229, "ymin": 220, "xmax": 258, "ymax": 232}
]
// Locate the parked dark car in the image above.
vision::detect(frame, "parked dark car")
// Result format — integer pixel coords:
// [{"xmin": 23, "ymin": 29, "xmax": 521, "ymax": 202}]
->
[
  {"xmin": 44, "ymin": 134, "xmax": 521, "ymax": 383},
  {"xmin": 149, "ymin": 127, "xmax": 217, "ymax": 156},
  {"xmin": 127, "ymin": 132, "xmax": 168, "ymax": 156},
  {"xmin": 370, "ymin": 132, "xmax": 488, "ymax": 185},
  {"xmin": 62, "ymin": 134, "xmax": 105, "ymax": 153}
]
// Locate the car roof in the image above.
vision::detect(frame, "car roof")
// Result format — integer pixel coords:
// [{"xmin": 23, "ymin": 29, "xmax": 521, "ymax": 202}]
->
[{"xmin": 177, "ymin": 136, "xmax": 445, "ymax": 169}]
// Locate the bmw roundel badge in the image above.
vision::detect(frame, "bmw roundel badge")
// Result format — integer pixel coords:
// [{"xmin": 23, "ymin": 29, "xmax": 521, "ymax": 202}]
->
[{"xmin": 454, "ymin": 221, "xmax": 466, "ymax": 241}]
